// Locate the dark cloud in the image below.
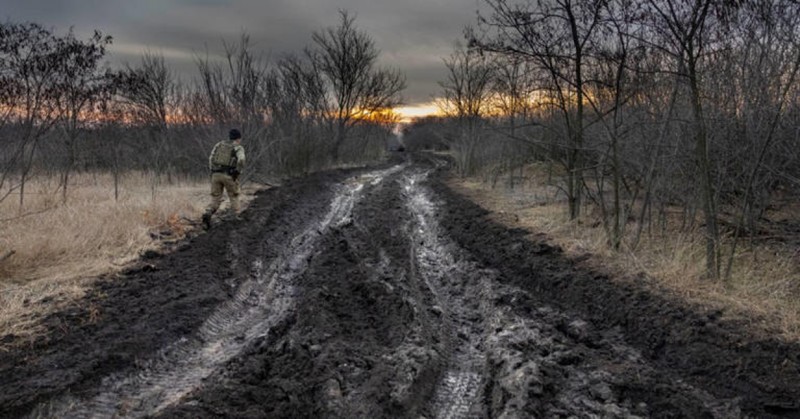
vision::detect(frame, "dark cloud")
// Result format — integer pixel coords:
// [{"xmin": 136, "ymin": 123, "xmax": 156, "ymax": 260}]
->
[
  {"xmin": 173, "ymin": 0, "xmax": 234, "ymax": 5},
  {"xmin": 1, "ymin": 0, "xmax": 486, "ymax": 105}
]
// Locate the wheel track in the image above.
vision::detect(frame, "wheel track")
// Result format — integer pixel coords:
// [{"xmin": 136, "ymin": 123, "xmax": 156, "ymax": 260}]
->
[
  {"xmin": 398, "ymin": 161, "xmax": 738, "ymax": 418},
  {"xmin": 313, "ymin": 165, "xmax": 445, "ymax": 417},
  {"xmin": 28, "ymin": 165, "xmax": 404, "ymax": 419},
  {"xmin": 402, "ymin": 168, "xmax": 493, "ymax": 419},
  {"xmin": 16, "ymin": 156, "xmax": 760, "ymax": 418}
]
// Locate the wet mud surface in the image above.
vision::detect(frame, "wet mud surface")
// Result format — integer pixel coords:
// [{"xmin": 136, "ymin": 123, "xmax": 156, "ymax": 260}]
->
[{"xmin": 1, "ymin": 153, "xmax": 799, "ymax": 418}]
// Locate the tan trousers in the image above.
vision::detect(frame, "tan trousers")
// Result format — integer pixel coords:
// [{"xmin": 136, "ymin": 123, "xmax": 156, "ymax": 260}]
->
[{"xmin": 205, "ymin": 172, "xmax": 240, "ymax": 215}]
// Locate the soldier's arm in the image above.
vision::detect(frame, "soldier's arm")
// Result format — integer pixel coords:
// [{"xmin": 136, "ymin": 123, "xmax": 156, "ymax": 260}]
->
[
  {"xmin": 208, "ymin": 143, "xmax": 218, "ymax": 171},
  {"xmin": 235, "ymin": 146, "xmax": 246, "ymax": 171}
]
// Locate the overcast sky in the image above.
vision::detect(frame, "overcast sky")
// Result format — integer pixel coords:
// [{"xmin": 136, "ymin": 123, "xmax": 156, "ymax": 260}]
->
[{"xmin": 2, "ymin": 0, "xmax": 487, "ymax": 110}]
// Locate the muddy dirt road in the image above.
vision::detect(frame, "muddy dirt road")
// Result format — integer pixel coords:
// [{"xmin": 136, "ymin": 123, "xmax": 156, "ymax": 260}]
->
[{"xmin": 2, "ymin": 153, "xmax": 799, "ymax": 418}]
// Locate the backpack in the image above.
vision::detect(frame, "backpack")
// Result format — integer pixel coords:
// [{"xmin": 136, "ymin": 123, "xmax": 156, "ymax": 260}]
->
[{"xmin": 210, "ymin": 141, "xmax": 236, "ymax": 168}]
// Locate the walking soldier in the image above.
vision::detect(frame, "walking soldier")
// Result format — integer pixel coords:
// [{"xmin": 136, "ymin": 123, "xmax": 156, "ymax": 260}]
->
[{"xmin": 202, "ymin": 128, "xmax": 246, "ymax": 229}]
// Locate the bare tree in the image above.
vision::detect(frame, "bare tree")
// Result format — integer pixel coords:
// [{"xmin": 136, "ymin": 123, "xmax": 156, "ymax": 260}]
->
[
  {"xmin": 53, "ymin": 29, "xmax": 112, "ymax": 204},
  {"xmin": 644, "ymin": 0, "xmax": 732, "ymax": 279},
  {"xmin": 491, "ymin": 54, "xmax": 535, "ymax": 137},
  {"xmin": 716, "ymin": 0, "xmax": 800, "ymax": 280},
  {"xmin": 409, "ymin": 0, "xmax": 800, "ymax": 282},
  {"xmin": 113, "ymin": 51, "xmax": 179, "ymax": 198},
  {"xmin": 475, "ymin": 0, "xmax": 606, "ymax": 219},
  {"xmin": 580, "ymin": 0, "xmax": 648, "ymax": 249},
  {"xmin": 310, "ymin": 10, "xmax": 405, "ymax": 163},
  {"xmin": 268, "ymin": 54, "xmax": 331, "ymax": 174},
  {"xmin": 194, "ymin": 34, "xmax": 274, "ymax": 180},
  {"xmin": 438, "ymin": 44, "xmax": 495, "ymax": 176},
  {"xmin": 114, "ymin": 51, "xmax": 175, "ymax": 129},
  {"xmin": 488, "ymin": 54, "xmax": 539, "ymax": 187},
  {"xmin": 0, "ymin": 23, "xmax": 70, "ymax": 212}
]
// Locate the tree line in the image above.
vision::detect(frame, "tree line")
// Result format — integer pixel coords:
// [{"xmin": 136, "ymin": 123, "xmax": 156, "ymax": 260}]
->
[
  {"xmin": 0, "ymin": 11, "xmax": 404, "ymax": 210},
  {"xmin": 404, "ymin": 0, "xmax": 800, "ymax": 280}
]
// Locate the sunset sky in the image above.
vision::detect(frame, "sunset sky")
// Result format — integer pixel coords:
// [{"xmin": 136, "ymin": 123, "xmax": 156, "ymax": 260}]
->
[{"xmin": 2, "ymin": 0, "xmax": 487, "ymax": 119}]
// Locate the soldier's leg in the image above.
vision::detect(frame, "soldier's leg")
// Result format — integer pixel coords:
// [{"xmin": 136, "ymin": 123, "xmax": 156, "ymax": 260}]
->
[
  {"xmin": 223, "ymin": 175, "xmax": 241, "ymax": 214},
  {"xmin": 204, "ymin": 173, "xmax": 225, "ymax": 216}
]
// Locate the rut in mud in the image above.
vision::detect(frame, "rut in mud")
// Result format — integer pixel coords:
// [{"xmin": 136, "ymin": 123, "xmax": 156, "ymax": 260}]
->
[{"xmin": 1, "ymin": 153, "xmax": 799, "ymax": 418}]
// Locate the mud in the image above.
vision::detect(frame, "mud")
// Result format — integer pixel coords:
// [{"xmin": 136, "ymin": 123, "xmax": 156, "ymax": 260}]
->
[{"xmin": 1, "ymin": 153, "xmax": 799, "ymax": 418}]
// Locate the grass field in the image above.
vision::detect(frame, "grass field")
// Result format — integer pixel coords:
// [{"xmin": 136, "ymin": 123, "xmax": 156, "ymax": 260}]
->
[{"xmin": 0, "ymin": 172, "xmax": 256, "ymax": 348}]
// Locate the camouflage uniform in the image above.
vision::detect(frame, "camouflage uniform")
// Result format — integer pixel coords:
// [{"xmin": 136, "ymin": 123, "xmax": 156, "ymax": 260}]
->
[{"xmin": 203, "ymin": 129, "xmax": 246, "ymax": 228}]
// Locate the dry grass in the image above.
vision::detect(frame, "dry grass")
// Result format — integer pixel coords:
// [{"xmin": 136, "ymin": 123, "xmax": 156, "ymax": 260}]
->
[
  {"xmin": 452, "ymin": 163, "xmax": 800, "ymax": 341},
  {"xmin": 0, "ymin": 172, "xmax": 258, "ymax": 348}
]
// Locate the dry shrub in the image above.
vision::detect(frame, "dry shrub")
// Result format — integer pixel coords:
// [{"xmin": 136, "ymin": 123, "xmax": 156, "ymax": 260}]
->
[{"xmin": 451, "ymin": 171, "xmax": 800, "ymax": 340}]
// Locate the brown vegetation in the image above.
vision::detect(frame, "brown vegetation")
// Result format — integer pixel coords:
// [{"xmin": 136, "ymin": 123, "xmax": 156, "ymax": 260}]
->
[
  {"xmin": 402, "ymin": 1, "xmax": 800, "ymax": 320},
  {"xmin": 450, "ymin": 162, "xmax": 800, "ymax": 339},
  {"xmin": 0, "ymin": 173, "xmax": 258, "ymax": 348}
]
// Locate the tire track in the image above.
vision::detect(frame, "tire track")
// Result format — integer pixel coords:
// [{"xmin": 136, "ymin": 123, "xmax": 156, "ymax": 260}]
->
[
  {"xmin": 400, "ymin": 164, "xmax": 733, "ymax": 418},
  {"xmin": 404, "ymin": 157, "xmax": 742, "ymax": 418},
  {"xmin": 29, "ymin": 165, "xmax": 404, "ymax": 419},
  {"xmin": 16, "ymin": 155, "xmax": 754, "ymax": 418},
  {"xmin": 402, "ymin": 169, "xmax": 492, "ymax": 418}
]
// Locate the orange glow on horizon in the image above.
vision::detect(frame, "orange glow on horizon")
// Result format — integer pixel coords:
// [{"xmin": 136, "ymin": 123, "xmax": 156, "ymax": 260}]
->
[
  {"xmin": 394, "ymin": 102, "xmax": 442, "ymax": 123},
  {"xmin": 1, "ymin": 101, "xmax": 446, "ymax": 126}
]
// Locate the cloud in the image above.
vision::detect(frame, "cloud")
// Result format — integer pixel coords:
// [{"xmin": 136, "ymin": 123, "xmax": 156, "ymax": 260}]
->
[{"xmin": 2, "ymin": 0, "xmax": 486, "ymax": 105}]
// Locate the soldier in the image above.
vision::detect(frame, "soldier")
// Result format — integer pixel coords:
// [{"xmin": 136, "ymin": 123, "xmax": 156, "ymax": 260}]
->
[{"xmin": 202, "ymin": 128, "xmax": 246, "ymax": 229}]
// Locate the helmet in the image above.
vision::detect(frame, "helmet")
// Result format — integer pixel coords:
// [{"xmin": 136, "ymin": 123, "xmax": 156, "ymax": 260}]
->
[{"xmin": 229, "ymin": 129, "xmax": 242, "ymax": 140}]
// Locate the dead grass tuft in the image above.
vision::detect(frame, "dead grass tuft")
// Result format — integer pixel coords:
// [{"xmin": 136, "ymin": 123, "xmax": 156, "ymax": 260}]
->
[{"xmin": 451, "ymin": 166, "xmax": 800, "ymax": 341}]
